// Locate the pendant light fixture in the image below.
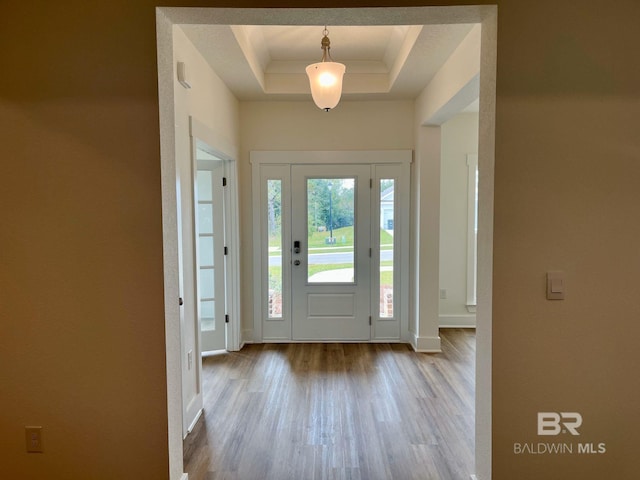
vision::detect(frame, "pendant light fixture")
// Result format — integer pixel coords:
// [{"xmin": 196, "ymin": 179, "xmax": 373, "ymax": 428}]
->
[{"xmin": 305, "ymin": 28, "xmax": 346, "ymax": 111}]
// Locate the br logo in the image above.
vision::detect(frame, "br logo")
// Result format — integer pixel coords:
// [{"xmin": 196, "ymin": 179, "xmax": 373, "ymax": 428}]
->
[{"xmin": 537, "ymin": 412, "xmax": 582, "ymax": 436}]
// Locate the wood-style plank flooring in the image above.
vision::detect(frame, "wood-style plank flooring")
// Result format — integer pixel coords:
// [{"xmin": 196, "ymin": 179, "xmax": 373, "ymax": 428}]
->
[{"xmin": 184, "ymin": 329, "xmax": 475, "ymax": 480}]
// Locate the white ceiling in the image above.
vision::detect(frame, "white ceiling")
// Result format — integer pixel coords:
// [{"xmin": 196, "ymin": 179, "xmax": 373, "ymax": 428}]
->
[{"xmin": 180, "ymin": 24, "xmax": 478, "ymax": 106}]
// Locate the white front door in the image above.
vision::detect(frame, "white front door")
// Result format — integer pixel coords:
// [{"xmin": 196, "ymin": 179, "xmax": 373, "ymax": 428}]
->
[
  {"xmin": 290, "ymin": 164, "xmax": 371, "ymax": 340},
  {"xmin": 253, "ymin": 150, "xmax": 411, "ymax": 344}
]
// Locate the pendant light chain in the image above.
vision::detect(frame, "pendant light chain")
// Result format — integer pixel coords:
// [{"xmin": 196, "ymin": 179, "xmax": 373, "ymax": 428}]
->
[{"xmin": 321, "ymin": 27, "xmax": 332, "ymax": 63}]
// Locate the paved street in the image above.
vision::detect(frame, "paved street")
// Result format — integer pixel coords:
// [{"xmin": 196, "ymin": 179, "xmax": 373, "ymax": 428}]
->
[{"xmin": 269, "ymin": 249, "xmax": 393, "ymax": 266}]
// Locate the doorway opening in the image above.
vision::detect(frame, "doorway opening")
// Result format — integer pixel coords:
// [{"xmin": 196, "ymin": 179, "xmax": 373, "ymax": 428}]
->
[
  {"xmin": 157, "ymin": 6, "xmax": 496, "ymax": 479},
  {"xmin": 195, "ymin": 146, "xmax": 227, "ymax": 353}
]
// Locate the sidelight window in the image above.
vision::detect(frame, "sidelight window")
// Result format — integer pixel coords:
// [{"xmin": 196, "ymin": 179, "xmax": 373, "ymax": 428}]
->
[
  {"xmin": 267, "ymin": 179, "xmax": 283, "ymax": 318},
  {"xmin": 379, "ymin": 179, "xmax": 395, "ymax": 318}
]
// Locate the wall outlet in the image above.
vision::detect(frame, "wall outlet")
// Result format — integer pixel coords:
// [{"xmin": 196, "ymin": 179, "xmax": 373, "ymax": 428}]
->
[
  {"xmin": 439, "ymin": 289, "xmax": 447, "ymax": 299},
  {"xmin": 25, "ymin": 426, "xmax": 43, "ymax": 453}
]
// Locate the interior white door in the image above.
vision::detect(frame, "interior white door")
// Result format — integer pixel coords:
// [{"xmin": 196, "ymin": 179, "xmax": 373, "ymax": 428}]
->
[
  {"xmin": 195, "ymin": 157, "xmax": 226, "ymax": 352},
  {"xmin": 291, "ymin": 164, "xmax": 371, "ymax": 340}
]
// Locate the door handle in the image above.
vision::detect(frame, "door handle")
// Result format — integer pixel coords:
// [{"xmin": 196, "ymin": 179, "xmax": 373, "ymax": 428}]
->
[
  {"xmin": 294, "ymin": 240, "xmax": 301, "ymax": 254},
  {"xmin": 293, "ymin": 260, "xmax": 301, "ymax": 266},
  {"xmin": 179, "ymin": 297, "xmax": 184, "ymax": 306}
]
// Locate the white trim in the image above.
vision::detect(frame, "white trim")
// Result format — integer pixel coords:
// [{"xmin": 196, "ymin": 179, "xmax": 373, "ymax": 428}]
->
[
  {"xmin": 158, "ymin": 7, "xmax": 497, "ymax": 480},
  {"xmin": 476, "ymin": 10, "xmax": 497, "ymax": 479},
  {"xmin": 188, "ymin": 118, "xmax": 238, "ymax": 161},
  {"xmin": 475, "ymin": 11, "xmax": 498, "ymax": 479},
  {"xmin": 470, "ymin": 475, "xmax": 478, "ymax": 480},
  {"xmin": 398, "ymin": 161, "xmax": 412, "ymax": 344},
  {"xmin": 439, "ymin": 314, "xmax": 476, "ymax": 328},
  {"xmin": 410, "ymin": 333, "xmax": 442, "ymax": 352},
  {"xmin": 251, "ymin": 160, "xmax": 263, "ymax": 343},
  {"xmin": 186, "ymin": 408, "xmax": 203, "ymax": 435},
  {"xmin": 251, "ymin": 150, "xmax": 412, "ymax": 166},
  {"xmin": 180, "ymin": 475, "xmax": 189, "ymax": 480},
  {"xmin": 224, "ymin": 159, "xmax": 242, "ymax": 352},
  {"xmin": 466, "ymin": 154, "xmax": 478, "ymax": 308}
]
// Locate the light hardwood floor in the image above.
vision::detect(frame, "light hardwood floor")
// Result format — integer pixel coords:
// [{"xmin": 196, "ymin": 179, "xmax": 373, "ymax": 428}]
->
[{"xmin": 184, "ymin": 329, "xmax": 475, "ymax": 480}]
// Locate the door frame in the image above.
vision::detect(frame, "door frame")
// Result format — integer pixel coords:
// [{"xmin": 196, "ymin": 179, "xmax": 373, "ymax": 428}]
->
[
  {"xmin": 157, "ymin": 6, "xmax": 496, "ymax": 479},
  {"xmin": 190, "ymin": 117, "xmax": 241, "ymax": 353},
  {"xmin": 251, "ymin": 150, "xmax": 412, "ymax": 343}
]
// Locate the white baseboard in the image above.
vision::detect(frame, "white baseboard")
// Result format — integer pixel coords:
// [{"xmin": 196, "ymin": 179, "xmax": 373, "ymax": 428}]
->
[
  {"xmin": 181, "ymin": 474, "xmax": 189, "ymax": 480},
  {"xmin": 439, "ymin": 314, "xmax": 476, "ymax": 328},
  {"xmin": 185, "ymin": 408, "xmax": 203, "ymax": 435},
  {"xmin": 410, "ymin": 333, "xmax": 441, "ymax": 352}
]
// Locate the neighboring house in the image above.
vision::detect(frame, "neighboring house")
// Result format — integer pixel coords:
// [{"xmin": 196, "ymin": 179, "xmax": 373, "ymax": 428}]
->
[{"xmin": 380, "ymin": 185, "xmax": 394, "ymax": 231}]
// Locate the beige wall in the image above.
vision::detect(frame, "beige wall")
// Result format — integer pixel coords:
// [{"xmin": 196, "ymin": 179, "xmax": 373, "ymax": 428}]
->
[
  {"xmin": 1, "ymin": 1, "xmax": 639, "ymax": 479},
  {"xmin": 173, "ymin": 27, "xmax": 240, "ymax": 150},
  {"xmin": 172, "ymin": 25, "xmax": 240, "ymax": 435},
  {"xmin": 239, "ymin": 100, "xmax": 414, "ymax": 336},
  {"xmin": 0, "ymin": 2, "xmax": 169, "ymax": 478},
  {"xmin": 492, "ymin": 1, "xmax": 640, "ymax": 478}
]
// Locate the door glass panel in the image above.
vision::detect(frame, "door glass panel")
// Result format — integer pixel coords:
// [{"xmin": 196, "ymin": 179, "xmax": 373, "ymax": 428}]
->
[
  {"xmin": 198, "ymin": 236, "xmax": 214, "ymax": 266},
  {"xmin": 380, "ymin": 179, "xmax": 394, "ymax": 318},
  {"xmin": 198, "ymin": 204, "xmax": 213, "ymax": 234},
  {"xmin": 199, "ymin": 267, "xmax": 215, "ymax": 300},
  {"xmin": 197, "ymin": 170, "xmax": 213, "ymax": 201},
  {"xmin": 306, "ymin": 178, "xmax": 355, "ymax": 284},
  {"xmin": 201, "ymin": 300, "xmax": 215, "ymax": 331},
  {"xmin": 267, "ymin": 180, "xmax": 283, "ymax": 318}
]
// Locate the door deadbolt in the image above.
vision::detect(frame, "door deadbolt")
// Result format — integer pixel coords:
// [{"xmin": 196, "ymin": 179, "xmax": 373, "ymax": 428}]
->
[{"xmin": 294, "ymin": 240, "xmax": 301, "ymax": 254}]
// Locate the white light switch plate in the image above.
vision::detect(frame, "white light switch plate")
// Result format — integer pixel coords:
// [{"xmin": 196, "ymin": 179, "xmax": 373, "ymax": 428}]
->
[{"xmin": 546, "ymin": 271, "xmax": 565, "ymax": 300}]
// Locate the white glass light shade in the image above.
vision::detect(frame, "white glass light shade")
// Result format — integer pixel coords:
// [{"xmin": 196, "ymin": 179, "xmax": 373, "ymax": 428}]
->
[{"xmin": 305, "ymin": 61, "xmax": 346, "ymax": 111}]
